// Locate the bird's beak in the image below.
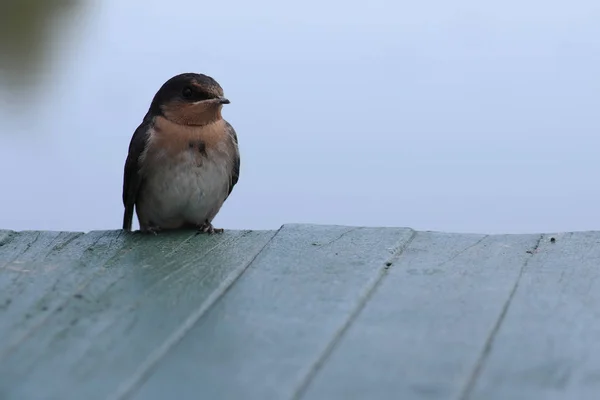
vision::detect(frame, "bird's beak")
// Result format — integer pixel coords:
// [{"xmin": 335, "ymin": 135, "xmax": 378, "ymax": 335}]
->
[{"xmin": 217, "ymin": 97, "xmax": 230, "ymax": 104}]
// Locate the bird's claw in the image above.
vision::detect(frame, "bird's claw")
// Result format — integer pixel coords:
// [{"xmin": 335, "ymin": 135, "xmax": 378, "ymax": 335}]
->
[
  {"xmin": 196, "ymin": 221, "xmax": 223, "ymax": 235},
  {"xmin": 145, "ymin": 226, "xmax": 161, "ymax": 235}
]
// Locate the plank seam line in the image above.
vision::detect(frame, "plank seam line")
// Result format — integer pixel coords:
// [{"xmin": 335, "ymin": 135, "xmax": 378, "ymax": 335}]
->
[
  {"xmin": 437, "ymin": 234, "xmax": 489, "ymax": 267},
  {"xmin": 0, "ymin": 231, "xmax": 127, "ymax": 361},
  {"xmin": 290, "ymin": 229, "xmax": 418, "ymax": 400},
  {"xmin": 458, "ymin": 234, "xmax": 544, "ymax": 400},
  {"xmin": 49, "ymin": 232, "xmax": 85, "ymax": 253},
  {"xmin": 107, "ymin": 227, "xmax": 284, "ymax": 400},
  {"xmin": 3, "ymin": 229, "xmax": 238, "ymax": 360},
  {"xmin": 0, "ymin": 231, "xmax": 41, "ymax": 269},
  {"xmin": 111, "ymin": 231, "xmax": 257, "ymax": 319},
  {"xmin": 150, "ymin": 231, "xmax": 252, "ymax": 285},
  {"xmin": 315, "ymin": 227, "xmax": 361, "ymax": 248}
]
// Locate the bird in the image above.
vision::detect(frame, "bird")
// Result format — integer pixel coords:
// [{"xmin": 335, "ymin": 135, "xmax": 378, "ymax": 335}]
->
[{"xmin": 122, "ymin": 72, "xmax": 240, "ymax": 234}]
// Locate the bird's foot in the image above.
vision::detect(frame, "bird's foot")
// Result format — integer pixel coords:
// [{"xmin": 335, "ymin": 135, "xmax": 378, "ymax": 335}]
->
[
  {"xmin": 196, "ymin": 220, "xmax": 223, "ymax": 235},
  {"xmin": 143, "ymin": 226, "xmax": 161, "ymax": 236}
]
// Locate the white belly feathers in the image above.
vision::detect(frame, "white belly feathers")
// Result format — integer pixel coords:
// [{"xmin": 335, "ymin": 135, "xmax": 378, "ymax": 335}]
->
[{"xmin": 137, "ymin": 138, "xmax": 233, "ymax": 230}]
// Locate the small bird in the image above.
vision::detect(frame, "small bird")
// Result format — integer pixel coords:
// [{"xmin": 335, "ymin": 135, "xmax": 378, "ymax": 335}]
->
[{"xmin": 122, "ymin": 72, "xmax": 240, "ymax": 234}]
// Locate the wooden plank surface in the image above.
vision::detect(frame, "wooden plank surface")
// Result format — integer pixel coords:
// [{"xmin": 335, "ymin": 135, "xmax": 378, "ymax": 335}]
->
[
  {"xmin": 0, "ymin": 228, "xmax": 275, "ymax": 400},
  {"xmin": 129, "ymin": 224, "xmax": 415, "ymax": 400},
  {"xmin": 466, "ymin": 232, "xmax": 600, "ymax": 400},
  {"xmin": 297, "ymin": 231, "xmax": 541, "ymax": 400},
  {"xmin": 0, "ymin": 230, "xmax": 126, "ymax": 355},
  {"xmin": 1, "ymin": 225, "xmax": 599, "ymax": 400}
]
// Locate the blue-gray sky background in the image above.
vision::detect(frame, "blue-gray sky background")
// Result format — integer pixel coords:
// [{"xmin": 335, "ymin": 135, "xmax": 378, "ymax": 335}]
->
[{"xmin": 0, "ymin": 0, "xmax": 598, "ymax": 234}]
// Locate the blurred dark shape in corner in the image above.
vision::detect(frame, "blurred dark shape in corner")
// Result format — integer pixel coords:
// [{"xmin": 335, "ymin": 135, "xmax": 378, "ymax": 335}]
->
[{"xmin": 0, "ymin": 0, "xmax": 82, "ymax": 94}]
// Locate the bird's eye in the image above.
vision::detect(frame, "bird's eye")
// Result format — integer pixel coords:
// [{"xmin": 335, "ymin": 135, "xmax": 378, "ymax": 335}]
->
[{"xmin": 182, "ymin": 87, "xmax": 193, "ymax": 98}]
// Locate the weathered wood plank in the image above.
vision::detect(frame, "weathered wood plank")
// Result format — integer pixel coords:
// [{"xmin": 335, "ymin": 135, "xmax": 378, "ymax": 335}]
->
[
  {"xmin": 0, "ymin": 228, "xmax": 275, "ymax": 400},
  {"xmin": 129, "ymin": 224, "xmax": 415, "ymax": 400},
  {"xmin": 0, "ymin": 230, "xmax": 126, "ymax": 355},
  {"xmin": 3, "ymin": 224, "xmax": 596, "ymax": 400},
  {"xmin": 297, "ymin": 231, "xmax": 540, "ymax": 400},
  {"xmin": 466, "ymin": 232, "xmax": 600, "ymax": 400}
]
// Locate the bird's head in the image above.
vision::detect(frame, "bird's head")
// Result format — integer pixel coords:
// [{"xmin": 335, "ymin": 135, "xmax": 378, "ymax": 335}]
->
[{"xmin": 149, "ymin": 72, "xmax": 230, "ymax": 126}]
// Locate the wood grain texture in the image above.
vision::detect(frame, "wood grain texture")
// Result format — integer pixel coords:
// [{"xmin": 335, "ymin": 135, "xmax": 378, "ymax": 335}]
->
[
  {"xmin": 467, "ymin": 232, "xmax": 600, "ymax": 400},
  {"xmin": 0, "ymin": 228, "xmax": 275, "ymax": 400},
  {"xmin": 130, "ymin": 224, "xmax": 415, "ymax": 400},
  {"xmin": 297, "ymin": 231, "xmax": 541, "ymax": 400},
  {"xmin": 1, "ymin": 225, "xmax": 598, "ymax": 400}
]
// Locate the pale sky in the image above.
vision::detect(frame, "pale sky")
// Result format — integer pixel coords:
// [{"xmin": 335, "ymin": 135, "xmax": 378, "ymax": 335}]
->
[{"xmin": 0, "ymin": 0, "xmax": 599, "ymax": 234}]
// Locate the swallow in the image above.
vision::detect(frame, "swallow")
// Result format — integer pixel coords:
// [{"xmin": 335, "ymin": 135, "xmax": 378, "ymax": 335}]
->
[{"xmin": 122, "ymin": 72, "xmax": 240, "ymax": 234}]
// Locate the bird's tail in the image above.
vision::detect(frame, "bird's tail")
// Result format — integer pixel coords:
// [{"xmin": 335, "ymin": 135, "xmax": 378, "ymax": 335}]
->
[{"xmin": 122, "ymin": 206, "xmax": 134, "ymax": 231}]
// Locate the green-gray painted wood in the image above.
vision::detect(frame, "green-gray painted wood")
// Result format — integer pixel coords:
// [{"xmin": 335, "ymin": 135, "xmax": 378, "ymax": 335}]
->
[
  {"xmin": 467, "ymin": 231, "xmax": 600, "ymax": 400},
  {"xmin": 0, "ymin": 228, "xmax": 275, "ymax": 400},
  {"xmin": 0, "ymin": 224, "xmax": 598, "ymax": 400},
  {"xmin": 130, "ymin": 224, "xmax": 415, "ymax": 400},
  {"xmin": 297, "ymin": 231, "xmax": 541, "ymax": 400}
]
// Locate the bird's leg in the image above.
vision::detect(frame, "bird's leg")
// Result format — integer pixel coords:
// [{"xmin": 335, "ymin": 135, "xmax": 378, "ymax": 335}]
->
[{"xmin": 196, "ymin": 219, "xmax": 224, "ymax": 235}]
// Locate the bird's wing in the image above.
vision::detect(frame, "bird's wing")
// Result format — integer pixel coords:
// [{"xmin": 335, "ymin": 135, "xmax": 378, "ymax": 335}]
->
[
  {"xmin": 224, "ymin": 120, "xmax": 240, "ymax": 198},
  {"xmin": 122, "ymin": 116, "xmax": 152, "ymax": 231}
]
